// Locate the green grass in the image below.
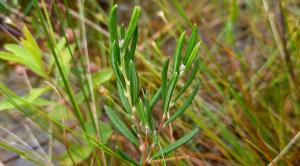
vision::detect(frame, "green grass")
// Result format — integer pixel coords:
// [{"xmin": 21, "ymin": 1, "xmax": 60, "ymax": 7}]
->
[{"xmin": 0, "ymin": 0, "xmax": 300, "ymax": 165}]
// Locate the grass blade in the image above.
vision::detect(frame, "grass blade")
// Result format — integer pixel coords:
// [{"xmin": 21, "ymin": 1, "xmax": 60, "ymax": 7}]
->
[
  {"xmin": 161, "ymin": 58, "xmax": 170, "ymax": 100},
  {"xmin": 33, "ymin": 0, "xmax": 85, "ymax": 130}
]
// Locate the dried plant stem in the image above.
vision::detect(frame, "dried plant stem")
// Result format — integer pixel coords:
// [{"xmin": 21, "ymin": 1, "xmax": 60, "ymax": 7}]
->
[
  {"xmin": 268, "ymin": 131, "xmax": 300, "ymax": 166},
  {"xmin": 78, "ymin": 0, "xmax": 106, "ymax": 165},
  {"xmin": 261, "ymin": 0, "xmax": 298, "ymax": 86}
]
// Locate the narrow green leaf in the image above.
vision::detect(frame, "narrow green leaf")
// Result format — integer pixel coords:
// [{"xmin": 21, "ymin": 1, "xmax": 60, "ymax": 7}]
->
[
  {"xmin": 143, "ymin": 91, "xmax": 153, "ymax": 129},
  {"xmin": 109, "ymin": 4, "xmax": 119, "ymax": 44},
  {"xmin": 117, "ymin": 82, "xmax": 131, "ymax": 113},
  {"xmin": 117, "ymin": 150, "xmax": 139, "ymax": 166},
  {"xmin": 136, "ymin": 98, "xmax": 146, "ymax": 125},
  {"xmin": 128, "ymin": 27, "xmax": 138, "ymax": 60},
  {"xmin": 165, "ymin": 81, "xmax": 200, "ymax": 125},
  {"xmin": 129, "ymin": 60, "xmax": 139, "ymax": 104},
  {"xmin": 173, "ymin": 32, "xmax": 185, "ymax": 74},
  {"xmin": 163, "ymin": 73, "xmax": 179, "ymax": 114},
  {"xmin": 149, "ymin": 87, "xmax": 161, "ymax": 110},
  {"xmin": 109, "ymin": 4, "xmax": 120, "ymax": 63},
  {"xmin": 175, "ymin": 59, "xmax": 199, "ymax": 100},
  {"xmin": 122, "ymin": 6, "xmax": 141, "ymax": 52},
  {"xmin": 161, "ymin": 58, "xmax": 170, "ymax": 100},
  {"xmin": 151, "ymin": 127, "xmax": 199, "ymax": 159},
  {"xmin": 184, "ymin": 42, "xmax": 201, "ymax": 72},
  {"xmin": 124, "ymin": 48, "xmax": 131, "ymax": 78},
  {"xmin": 120, "ymin": 23, "xmax": 125, "ymax": 39},
  {"xmin": 110, "ymin": 42, "xmax": 125, "ymax": 88},
  {"xmin": 104, "ymin": 106, "xmax": 139, "ymax": 146},
  {"xmin": 183, "ymin": 25, "xmax": 198, "ymax": 64}
]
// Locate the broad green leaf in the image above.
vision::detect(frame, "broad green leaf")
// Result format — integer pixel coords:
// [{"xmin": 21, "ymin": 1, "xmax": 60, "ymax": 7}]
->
[
  {"xmin": 1, "ymin": 44, "xmax": 47, "ymax": 78},
  {"xmin": 0, "ymin": 26, "xmax": 47, "ymax": 78},
  {"xmin": 105, "ymin": 106, "xmax": 139, "ymax": 146},
  {"xmin": 60, "ymin": 42, "xmax": 74, "ymax": 77},
  {"xmin": 49, "ymin": 37, "xmax": 66, "ymax": 70},
  {"xmin": 173, "ymin": 32, "xmax": 185, "ymax": 74},
  {"xmin": 151, "ymin": 127, "xmax": 199, "ymax": 159},
  {"xmin": 50, "ymin": 104, "xmax": 73, "ymax": 122},
  {"xmin": 26, "ymin": 86, "xmax": 51, "ymax": 102},
  {"xmin": 165, "ymin": 81, "xmax": 200, "ymax": 125},
  {"xmin": 85, "ymin": 121, "xmax": 113, "ymax": 144},
  {"xmin": 92, "ymin": 68, "xmax": 113, "ymax": 87},
  {"xmin": 60, "ymin": 144, "xmax": 93, "ymax": 166},
  {"xmin": 76, "ymin": 68, "xmax": 113, "ymax": 103},
  {"xmin": 21, "ymin": 26, "xmax": 42, "ymax": 66}
]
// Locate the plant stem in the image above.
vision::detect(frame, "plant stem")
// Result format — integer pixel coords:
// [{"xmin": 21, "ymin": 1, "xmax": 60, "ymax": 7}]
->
[{"xmin": 268, "ymin": 131, "xmax": 300, "ymax": 166}]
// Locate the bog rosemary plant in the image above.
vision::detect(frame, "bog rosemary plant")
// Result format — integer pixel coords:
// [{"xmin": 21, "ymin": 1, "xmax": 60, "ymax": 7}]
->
[{"xmin": 106, "ymin": 5, "xmax": 201, "ymax": 165}]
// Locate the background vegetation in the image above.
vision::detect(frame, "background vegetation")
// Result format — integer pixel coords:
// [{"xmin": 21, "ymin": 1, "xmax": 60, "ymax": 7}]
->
[{"xmin": 0, "ymin": 0, "xmax": 300, "ymax": 165}]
